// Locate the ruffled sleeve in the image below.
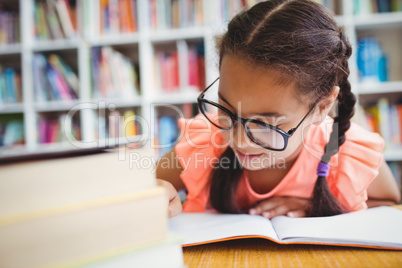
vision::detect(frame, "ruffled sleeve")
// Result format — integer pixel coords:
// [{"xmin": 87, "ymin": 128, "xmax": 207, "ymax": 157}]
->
[
  {"xmin": 328, "ymin": 122, "xmax": 384, "ymax": 211},
  {"xmin": 175, "ymin": 114, "xmax": 228, "ymax": 212}
]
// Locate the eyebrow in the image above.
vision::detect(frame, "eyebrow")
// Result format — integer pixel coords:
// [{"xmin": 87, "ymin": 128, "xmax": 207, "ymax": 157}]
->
[{"xmin": 218, "ymin": 92, "xmax": 287, "ymax": 118}]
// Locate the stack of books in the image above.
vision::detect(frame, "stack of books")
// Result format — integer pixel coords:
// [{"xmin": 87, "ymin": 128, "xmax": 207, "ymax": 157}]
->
[{"xmin": 0, "ymin": 146, "xmax": 184, "ymax": 267}]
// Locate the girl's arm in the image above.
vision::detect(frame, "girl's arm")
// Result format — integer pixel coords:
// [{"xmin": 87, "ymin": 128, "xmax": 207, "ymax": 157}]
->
[
  {"xmin": 366, "ymin": 159, "xmax": 401, "ymax": 207},
  {"xmin": 155, "ymin": 147, "xmax": 185, "ymax": 191},
  {"xmin": 155, "ymin": 147, "xmax": 185, "ymax": 217}
]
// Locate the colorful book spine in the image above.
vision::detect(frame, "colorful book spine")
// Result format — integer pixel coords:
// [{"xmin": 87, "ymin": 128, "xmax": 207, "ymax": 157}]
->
[
  {"xmin": 150, "ymin": 0, "xmax": 204, "ymax": 30},
  {"xmin": 38, "ymin": 113, "xmax": 81, "ymax": 144},
  {"xmin": 0, "ymin": 115, "xmax": 24, "ymax": 147},
  {"xmin": 0, "ymin": 10, "xmax": 19, "ymax": 44},
  {"xmin": 0, "ymin": 67, "xmax": 22, "ymax": 104},
  {"xmin": 33, "ymin": 53, "xmax": 79, "ymax": 102},
  {"xmin": 92, "ymin": 46, "xmax": 139, "ymax": 99},
  {"xmin": 34, "ymin": 0, "xmax": 77, "ymax": 40},
  {"xmin": 354, "ymin": 0, "xmax": 402, "ymax": 14},
  {"xmin": 98, "ymin": 0, "xmax": 138, "ymax": 35},
  {"xmin": 363, "ymin": 99, "xmax": 402, "ymax": 151},
  {"xmin": 357, "ymin": 37, "xmax": 388, "ymax": 83},
  {"xmin": 157, "ymin": 115, "xmax": 178, "ymax": 156},
  {"xmin": 154, "ymin": 43, "xmax": 205, "ymax": 93}
]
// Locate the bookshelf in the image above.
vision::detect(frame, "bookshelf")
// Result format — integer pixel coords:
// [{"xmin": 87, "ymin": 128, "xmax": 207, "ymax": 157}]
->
[{"xmin": 0, "ymin": 0, "xmax": 401, "ymax": 188}]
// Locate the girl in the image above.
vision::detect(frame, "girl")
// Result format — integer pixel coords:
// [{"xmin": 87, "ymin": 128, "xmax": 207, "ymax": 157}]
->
[{"xmin": 156, "ymin": 0, "xmax": 401, "ymax": 218}]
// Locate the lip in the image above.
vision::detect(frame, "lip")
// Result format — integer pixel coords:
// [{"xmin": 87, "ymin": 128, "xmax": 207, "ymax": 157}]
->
[{"xmin": 235, "ymin": 150, "xmax": 263, "ymax": 162}]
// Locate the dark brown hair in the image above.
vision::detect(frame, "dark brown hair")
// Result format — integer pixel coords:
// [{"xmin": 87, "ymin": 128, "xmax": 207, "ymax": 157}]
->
[{"xmin": 209, "ymin": 0, "xmax": 354, "ymax": 216}]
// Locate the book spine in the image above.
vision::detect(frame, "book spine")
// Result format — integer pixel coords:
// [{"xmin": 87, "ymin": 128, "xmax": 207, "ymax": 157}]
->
[{"xmin": 55, "ymin": 0, "xmax": 76, "ymax": 38}]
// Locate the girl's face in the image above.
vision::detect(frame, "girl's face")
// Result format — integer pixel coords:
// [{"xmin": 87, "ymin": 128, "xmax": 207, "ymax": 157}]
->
[{"xmin": 218, "ymin": 55, "xmax": 317, "ymax": 171}]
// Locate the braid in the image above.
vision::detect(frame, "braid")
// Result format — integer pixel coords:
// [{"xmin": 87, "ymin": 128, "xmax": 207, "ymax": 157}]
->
[{"xmin": 309, "ymin": 30, "xmax": 356, "ymax": 217}]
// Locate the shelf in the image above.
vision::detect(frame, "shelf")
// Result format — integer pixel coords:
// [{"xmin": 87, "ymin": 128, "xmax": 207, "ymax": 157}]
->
[
  {"xmin": 149, "ymin": 27, "xmax": 206, "ymax": 42},
  {"xmin": 0, "ymin": 43, "xmax": 21, "ymax": 55},
  {"xmin": 354, "ymin": 12, "xmax": 402, "ymax": 29},
  {"xmin": 34, "ymin": 100, "xmax": 83, "ymax": 112},
  {"xmin": 150, "ymin": 89, "xmax": 200, "ymax": 104},
  {"xmin": 384, "ymin": 150, "xmax": 402, "ymax": 162},
  {"xmin": 32, "ymin": 39, "xmax": 80, "ymax": 52},
  {"xmin": 0, "ymin": 103, "xmax": 24, "ymax": 114},
  {"xmin": 91, "ymin": 98, "xmax": 143, "ymax": 108},
  {"xmin": 356, "ymin": 81, "xmax": 402, "ymax": 95},
  {"xmin": 90, "ymin": 33, "xmax": 140, "ymax": 46}
]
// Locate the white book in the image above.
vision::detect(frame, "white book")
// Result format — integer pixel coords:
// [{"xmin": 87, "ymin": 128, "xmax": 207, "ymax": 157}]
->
[{"xmin": 169, "ymin": 206, "xmax": 402, "ymax": 250}]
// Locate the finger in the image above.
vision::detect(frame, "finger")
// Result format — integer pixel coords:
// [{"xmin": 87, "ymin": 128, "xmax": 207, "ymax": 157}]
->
[
  {"xmin": 287, "ymin": 210, "xmax": 306, "ymax": 218},
  {"xmin": 168, "ymin": 193, "xmax": 182, "ymax": 218},
  {"xmin": 250, "ymin": 197, "xmax": 283, "ymax": 215},
  {"xmin": 262, "ymin": 205, "xmax": 289, "ymax": 219}
]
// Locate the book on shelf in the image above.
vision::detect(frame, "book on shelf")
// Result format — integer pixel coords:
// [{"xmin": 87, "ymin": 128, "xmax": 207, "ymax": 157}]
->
[
  {"xmin": 38, "ymin": 113, "xmax": 81, "ymax": 144},
  {"xmin": 169, "ymin": 206, "xmax": 402, "ymax": 250},
  {"xmin": 0, "ymin": 8, "xmax": 20, "ymax": 44},
  {"xmin": 357, "ymin": 37, "xmax": 388, "ymax": 84},
  {"xmin": 0, "ymin": 146, "xmax": 184, "ymax": 267},
  {"xmin": 150, "ymin": 0, "xmax": 203, "ymax": 30},
  {"xmin": 0, "ymin": 66, "xmax": 22, "ymax": 104},
  {"xmin": 104, "ymin": 0, "xmax": 137, "ymax": 34},
  {"xmin": 0, "ymin": 115, "xmax": 24, "ymax": 148},
  {"xmin": 33, "ymin": 53, "xmax": 79, "ymax": 102},
  {"xmin": 91, "ymin": 46, "xmax": 140, "ymax": 100},
  {"xmin": 107, "ymin": 109, "xmax": 140, "ymax": 139},
  {"xmin": 155, "ymin": 115, "xmax": 178, "ymax": 156},
  {"xmin": 360, "ymin": 98, "xmax": 402, "ymax": 152},
  {"xmin": 354, "ymin": 0, "xmax": 402, "ymax": 14},
  {"xmin": 154, "ymin": 43, "xmax": 205, "ymax": 93},
  {"xmin": 34, "ymin": 0, "xmax": 77, "ymax": 40}
]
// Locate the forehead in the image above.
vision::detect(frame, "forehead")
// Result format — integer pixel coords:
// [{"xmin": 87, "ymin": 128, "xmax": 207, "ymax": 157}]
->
[{"xmin": 219, "ymin": 56, "xmax": 303, "ymax": 115}]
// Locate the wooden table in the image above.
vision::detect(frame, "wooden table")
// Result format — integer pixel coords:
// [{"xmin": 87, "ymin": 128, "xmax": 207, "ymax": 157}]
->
[{"xmin": 183, "ymin": 205, "xmax": 402, "ymax": 268}]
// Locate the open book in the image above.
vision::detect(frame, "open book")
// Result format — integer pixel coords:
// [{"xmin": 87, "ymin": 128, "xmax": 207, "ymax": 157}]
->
[{"xmin": 169, "ymin": 206, "xmax": 402, "ymax": 250}]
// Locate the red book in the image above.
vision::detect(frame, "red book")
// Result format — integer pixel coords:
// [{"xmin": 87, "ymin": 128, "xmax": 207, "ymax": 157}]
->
[
  {"xmin": 397, "ymin": 104, "xmax": 402, "ymax": 144},
  {"xmin": 125, "ymin": 0, "xmax": 135, "ymax": 32}
]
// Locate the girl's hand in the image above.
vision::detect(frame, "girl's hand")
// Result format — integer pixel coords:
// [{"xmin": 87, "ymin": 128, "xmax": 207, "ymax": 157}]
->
[
  {"xmin": 157, "ymin": 179, "xmax": 182, "ymax": 218},
  {"xmin": 248, "ymin": 196, "xmax": 310, "ymax": 219}
]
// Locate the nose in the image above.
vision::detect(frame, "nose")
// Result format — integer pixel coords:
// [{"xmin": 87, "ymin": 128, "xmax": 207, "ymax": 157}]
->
[{"xmin": 230, "ymin": 121, "xmax": 259, "ymax": 149}]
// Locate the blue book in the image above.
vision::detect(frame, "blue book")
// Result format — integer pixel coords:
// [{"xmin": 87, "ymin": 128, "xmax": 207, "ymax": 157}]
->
[
  {"xmin": 158, "ymin": 116, "xmax": 177, "ymax": 156},
  {"xmin": 4, "ymin": 68, "xmax": 17, "ymax": 103},
  {"xmin": 45, "ymin": 63, "xmax": 62, "ymax": 100}
]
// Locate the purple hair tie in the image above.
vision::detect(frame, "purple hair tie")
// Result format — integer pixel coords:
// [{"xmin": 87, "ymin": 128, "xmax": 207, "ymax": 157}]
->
[{"xmin": 317, "ymin": 161, "xmax": 330, "ymax": 177}]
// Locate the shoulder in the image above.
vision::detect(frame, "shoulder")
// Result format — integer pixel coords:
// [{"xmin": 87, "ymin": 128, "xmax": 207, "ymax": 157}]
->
[{"xmin": 175, "ymin": 114, "xmax": 228, "ymax": 212}]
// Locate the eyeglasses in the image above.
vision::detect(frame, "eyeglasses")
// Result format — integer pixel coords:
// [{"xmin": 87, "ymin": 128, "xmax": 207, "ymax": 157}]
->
[{"xmin": 197, "ymin": 77, "xmax": 316, "ymax": 151}]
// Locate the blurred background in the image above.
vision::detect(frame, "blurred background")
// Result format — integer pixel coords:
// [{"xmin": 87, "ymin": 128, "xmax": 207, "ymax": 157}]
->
[{"xmin": 0, "ymin": 0, "xmax": 401, "ymax": 195}]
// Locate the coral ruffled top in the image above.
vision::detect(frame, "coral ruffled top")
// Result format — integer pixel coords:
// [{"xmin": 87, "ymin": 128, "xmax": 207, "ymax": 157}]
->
[{"xmin": 175, "ymin": 114, "xmax": 384, "ymax": 213}]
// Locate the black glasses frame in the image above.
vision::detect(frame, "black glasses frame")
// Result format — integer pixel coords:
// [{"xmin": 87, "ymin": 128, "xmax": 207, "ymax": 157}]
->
[{"xmin": 197, "ymin": 77, "xmax": 316, "ymax": 151}]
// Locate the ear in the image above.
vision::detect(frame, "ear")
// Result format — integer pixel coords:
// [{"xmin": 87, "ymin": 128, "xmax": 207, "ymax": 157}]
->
[{"xmin": 312, "ymin": 86, "xmax": 340, "ymax": 125}]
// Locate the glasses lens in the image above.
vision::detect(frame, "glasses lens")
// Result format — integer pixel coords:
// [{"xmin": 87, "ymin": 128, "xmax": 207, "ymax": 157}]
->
[
  {"xmin": 200, "ymin": 101, "xmax": 233, "ymax": 129},
  {"xmin": 246, "ymin": 121, "xmax": 285, "ymax": 150}
]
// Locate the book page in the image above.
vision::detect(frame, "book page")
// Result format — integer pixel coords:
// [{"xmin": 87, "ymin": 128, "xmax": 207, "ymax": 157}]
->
[
  {"xmin": 271, "ymin": 206, "xmax": 402, "ymax": 248},
  {"xmin": 169, "ymin": 212, "xmax": 279, "ymax": 246}
]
